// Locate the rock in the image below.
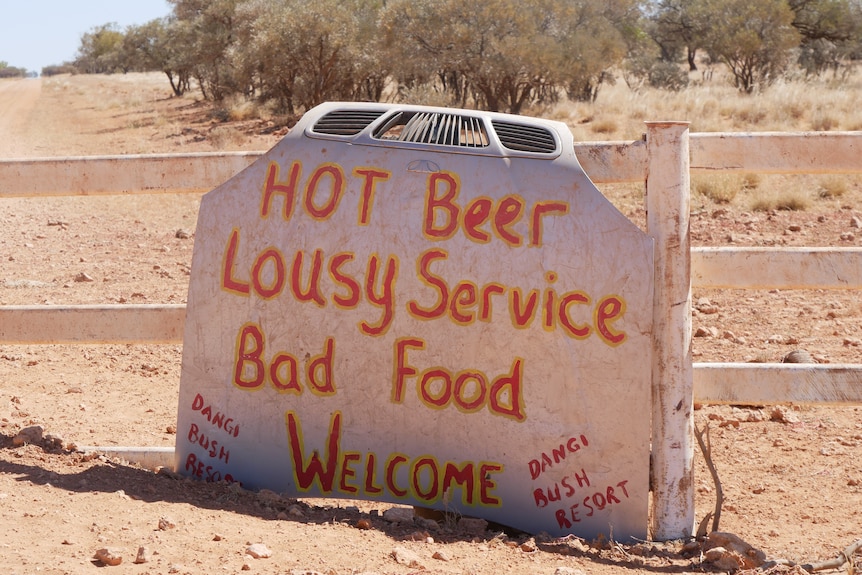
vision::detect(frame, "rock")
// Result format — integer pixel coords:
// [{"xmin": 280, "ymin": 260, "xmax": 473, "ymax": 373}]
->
[
  {"xmin": 782, "ymin": 349, "xmax": 815, "ymax": 363},
  {"xmin": 133, "ymin": 546, "xmax": 152, "ymax": 564},
  {"xmin": 770, "ymin": 406, "xmax": 800, "ymax": 424},
  {"xmin": 520, "ymin": 539, "xmax": 538, "ymax": 552},
  {"xmin": 382, "ymin": 507, "xmax": 414, "ymax": 524},
  {"xmin": 256, "ymin": 489, "xmax": 282, "ymax": 505},
  {"xmin": 12, "ymin": 425, "xmax": 44, "ymax": 447},
  {"xmin": 414, "ymin": 515, "xmax": 440, "ymax": 531},
  {"xmin": 355, "ymin": 518, "xmax": 372, "ymax": 530},
  {"xmin": 74, "ymin": 272, "xmax": 94, "ymax": 282},
  {"xmin": 554, "ymin": 568, "xmax": 588, "ymax": 575},
  {"xmin": 850, "ymin": 215, "xmax": 862, "ymax": 228},
  {"xmin": 432, "ymin": 550, "xmax": 452, "ymax": 561},
  {"xmin": 158, "ymin": 516, "xmax": 176, "ymax": 530},
  {"xmin": 93, "ymin": 547, "xmax": 124, "ymax": 566},
  {"xmin": 43, "ymin": 432, "xmax": 65, "ymax": 450},
  {"xmin": 246, "ymin": 543, "xmax": 272, "ymax": 559},
  {"xmin": 391, "ymin": 546, "xmax": 424, "ymax": 569},
  {"xmin": 175, "ymin": 229, "xmax": 191, "ymax": 239},
  {"xmin": 843, "ymin": 337, "xmax": 862, "ymax": 347},
  {"xmin": 458, "ymin": 516, "xmax": 489, "ymax": 535},
  {"xmin": 703, "ymin": 532, "xmax": 766, "ymax": 569}
]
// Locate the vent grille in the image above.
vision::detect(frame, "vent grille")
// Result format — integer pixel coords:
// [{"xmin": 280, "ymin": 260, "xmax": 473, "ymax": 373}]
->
[
  {"xmin": 492, "ymin": 120, "xmax": 557, "ymax": 154},
  {"xmin": 312, "ymin": 110, "xmax": 386, "ymax": 135},
  {"xmin": 374, "ymin": 112, "xmax": 489, "ymax": 148}
]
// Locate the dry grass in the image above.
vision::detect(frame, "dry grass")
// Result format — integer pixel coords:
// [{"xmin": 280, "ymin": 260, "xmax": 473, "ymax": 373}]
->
[{"xmin": 536, "ymin": 65, "xmax": 862, "ymax": 214}]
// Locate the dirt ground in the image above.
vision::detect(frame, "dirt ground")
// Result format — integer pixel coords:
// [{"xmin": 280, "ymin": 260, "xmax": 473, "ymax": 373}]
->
[{"xmin": 1, "ymin": 73, "xmax": 861, "ymax": 575}]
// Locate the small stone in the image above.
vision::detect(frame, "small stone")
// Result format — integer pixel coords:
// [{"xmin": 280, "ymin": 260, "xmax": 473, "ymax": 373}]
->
[
  {"xmin": 850, "ymin": 215, "xmax": 862, "ymax": 228},
  {"xmin": 843, "ymin": 337, "xmax": 862, "ymax": 347},
  {"xmin": 391, "ymin": 546, "xmax": 424, "ymax": 569},
  {"xmin": 703, "ymin": 531, "xmax": 766, "ymax": 569},
  {"xmin": 840, "ymin": 232, "xmax": 856, "ymax": 241},
  {"xmin": 175, "ymin": 229, "xmax": 191, "ymax": 239},
  {"xmin": 433, "ymin": 550, "xmax": 451, "ymax": 561},
  {"xmin": 165, "ymin": 424, "xmax": 177, "ymax": 434},
  {"xmin": 134, "ymin": 546, "xmax": 152, "ymax": 564},
  {"xmin": 770, "ymin": 406, "xmax": 799, "ymax": 424},
  {"xmin": 213, "ymin": 533, "xmax": 224, "ymax": 541},
  {"xmin": 246, "ymin": 543, "xmax": 272, "ymax": 559},
  {"xmin": 457, "ymin": 517, "xmax": 488, "ymax": 535},
  {"xmin": 414, "ymin": 516, "xmax": 440, "ymax": 531},
  {"xmin": 93, "ymin": 547, "xmax": 124, "ymax": 566},
  {"xmin": 74, "ymin": 272, "xmax": 94, "ymax": 282},
  {"xmin": 554, "ymin": 568, "xmax": 588, "ymax": 575},
  {"xmin": 783, "ymin": 349, "xmax": 815, "ymax": 363},
  {"xmin": 520, "ymin": 539, "xmax": 538, "ymax": 552},
  {"xmin": 382, "ymin": 507, "xmax": 414, "ymax": 523},
  {"xmin": 287, "ymin": 504, "xmax": 305, "ymax": 518},
  {"xmin": 158, "ymin": 516, "xmax": 176, "ymax": 530},
  {"xmin": 12, "ymin": 424, "xmax": 44, "ymax": 447},
  {"xmin": 788, "ymin": 224, "xmax": 802, "ymax": 232},
  {"xmin": 241, "ymin": 562, "xmax": 252, "ymax": 571},
  {"xmin": 356, "ymin": 519, "xmax": 372, "ymax": 530}
]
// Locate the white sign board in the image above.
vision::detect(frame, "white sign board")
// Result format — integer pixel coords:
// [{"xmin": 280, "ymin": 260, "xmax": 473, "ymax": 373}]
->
[{"xmin": 176, "ymin": 103, "xmax": 654, "ymax": 539}]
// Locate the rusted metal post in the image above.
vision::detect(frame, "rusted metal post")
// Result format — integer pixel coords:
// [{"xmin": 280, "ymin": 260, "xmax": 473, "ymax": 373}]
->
[{"xmin": 645, "ymin": 122, "xmax": 694, "ymax": 540}]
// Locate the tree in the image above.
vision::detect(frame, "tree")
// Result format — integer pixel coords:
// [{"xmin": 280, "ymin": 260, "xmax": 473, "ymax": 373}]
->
[
  {"xmin": 647, "ymin": 0, "xmax": 711, "ymax": 71},
  {"xmin": 122, "ymin": 18, "xmax": 193, "ymax": 96},
  {"xmin": 700, "ymin": 0, "xmax": 801, "ymax": 93},
  {"xmin": 233, "ymin": 0, "xmax": 386, "ymax": 114},
  {"xmin": 787, "ymin": 0, "xmax": 862, "ymax": 75},
  {"xmin": 74, "ymin": 23, "xmax": 125, "ymax": 74},
  {"xmin": 167, "ymin": 0, "xmax": 241, "ymax": 101}
]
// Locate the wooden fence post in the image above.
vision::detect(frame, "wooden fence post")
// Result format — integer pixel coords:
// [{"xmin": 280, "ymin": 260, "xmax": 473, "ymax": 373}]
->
[{"xmin": 645, "ymin": 121, "xmax": 694, "ymax": 540}]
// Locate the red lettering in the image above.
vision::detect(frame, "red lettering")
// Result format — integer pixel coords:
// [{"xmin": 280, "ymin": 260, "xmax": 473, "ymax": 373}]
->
[
  {"xmin": 339, "ymin": 452, "xmax": 361, "ymax": 494},
  {"xmin": 530, "ymin": 201, "xmax": 568, "ymax": 247},
  {"xmin": 596, "ymin": 295, "xmax": 626, "ymax": 345},
  {"xmin": 392, "ymin": 338, "xmax": 423, "ymax": 403},
  {"xmin": 285, "ymin": 410, "xmax": 341, "ymax": 492},
  {"xmin": 463, "ymin": 197, "xmax": 492, "ymax": 242},
  {"xmin": 407, "ymin": 249, "xmax": 448, "ymax": 319},
  {"xmin": 304, "ymin": 164, "xmax": 344, "ymax": 219},
  {"xmin": 329, "ymin": 253, "xmax": 360, "ymax": 307},
  {"xmin": 290, "ymin": 249, "xmax": 326, "ymax": 306},
  {"xmin": 385, "ymin": 454, "xmax": 408, "ymax": 497},
  {"xmin": 494, "ymin": 195, "xmax": 523, "ymax": 246},
  {"xmin": 251, "ymin": 247, "xmax": 285, "ymax": 299},
  {"xmin": 424, "ymin": 172, "xmax": 459, "ymax": 239},
  {"xmin": 352, "ymin": 167, "xmax": 390, "ymax": 225},
  {"xmin": 360, "ymin": 254, "xmax": 397, "ymax": 336},
  {"xmin": 260, "ymin": 161, "xmax": 301, "ymax": 220},
  {"xmin": 233, "ymin": 323, "xmax": 265, "ymax": 390},
  {"xmin": 222, "ymin": 228, "xmax": 250, "ymax": 295}
]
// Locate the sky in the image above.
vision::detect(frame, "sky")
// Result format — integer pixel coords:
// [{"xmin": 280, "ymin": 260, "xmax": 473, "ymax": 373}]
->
[{"xmin": 0, "ymin": 0, "xmax": 173, "ymax": 74}]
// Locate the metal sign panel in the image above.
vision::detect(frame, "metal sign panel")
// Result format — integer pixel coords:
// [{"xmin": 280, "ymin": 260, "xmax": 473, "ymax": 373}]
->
[{"xmin": 176, "ymin": 103, "xmax": 654, "ymax": 539}]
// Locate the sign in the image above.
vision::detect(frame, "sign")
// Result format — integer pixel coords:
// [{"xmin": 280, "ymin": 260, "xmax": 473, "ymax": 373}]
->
[{"xmin": 176, "ymin": 103, "xmax": 654, "ymax": 539}]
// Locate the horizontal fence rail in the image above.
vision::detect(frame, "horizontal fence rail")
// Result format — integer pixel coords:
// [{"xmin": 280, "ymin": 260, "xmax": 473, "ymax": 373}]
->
[
  {"xmin": 0, "ymin": 304, "xmax": 186, "ymax": 344},
  {"xmin": 3, "ymin": 129, "xmax": 862, "ymax": 542},
  {"xmin": 4, "ymin": 132, "xmax": 862, "ymax": 198},
  {"xmin": 0, "ymin": 152, "xmax": 262, "ymax": 197}
]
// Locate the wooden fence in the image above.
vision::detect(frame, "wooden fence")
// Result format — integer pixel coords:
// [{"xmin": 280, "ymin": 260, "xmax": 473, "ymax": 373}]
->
[{"xmin": 2, "ymin": 128, "xmax": 861, "ymax": 541}]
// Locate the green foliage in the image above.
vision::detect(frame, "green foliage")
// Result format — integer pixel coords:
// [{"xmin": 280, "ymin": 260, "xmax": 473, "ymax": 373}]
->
[
  {"xmin": 66, "ymin": 0, "xmax": 862, "ymax": 112},
  {"xmin": 701, "ymin": 0, "xmax": 801, "ymax": 93},
  {"xmin": 74, "ymin": 23, "xmax": 125, "ymax": 73}
]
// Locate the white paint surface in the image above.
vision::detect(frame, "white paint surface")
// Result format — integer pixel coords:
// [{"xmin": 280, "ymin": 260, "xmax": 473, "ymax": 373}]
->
[{"xmin": 175, "ymin": 103, "xmax": 653, "ymax": 539}]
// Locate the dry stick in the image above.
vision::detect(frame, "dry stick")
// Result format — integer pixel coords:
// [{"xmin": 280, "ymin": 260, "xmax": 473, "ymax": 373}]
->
[
  {"xmin": 694, "ymin": 422, "xmax": 723, "ymax": 534},
  {"xmin": 764, "ymin": 539, "xmax": 862, "ymax": 572}
]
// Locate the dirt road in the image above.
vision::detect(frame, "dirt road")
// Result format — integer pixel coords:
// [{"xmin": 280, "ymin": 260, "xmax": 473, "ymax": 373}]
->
[{"xmin": 0, "ymin": 77, "xmax": 43, "ymax": 157}]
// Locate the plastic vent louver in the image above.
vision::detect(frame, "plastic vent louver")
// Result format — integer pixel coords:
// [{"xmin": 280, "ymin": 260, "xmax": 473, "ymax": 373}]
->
[
  {"xmin": 312, "ymin": 110, "xmax": 387, "ymax": 135},
  {"xmin": 491, "ymin": 120, "xmax": 557, "ymax": 154},
  {"xmin": 374, "ymin": 111, "xmax": 489, "ymax": 148}
]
